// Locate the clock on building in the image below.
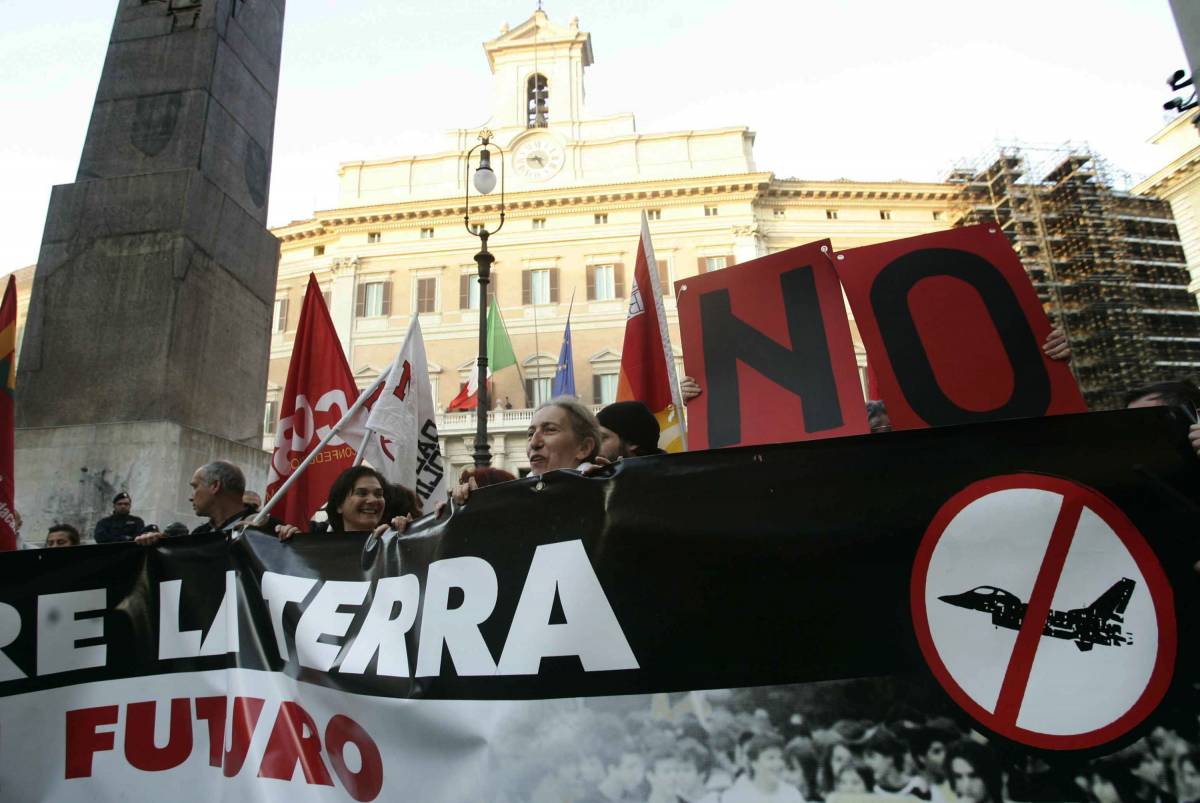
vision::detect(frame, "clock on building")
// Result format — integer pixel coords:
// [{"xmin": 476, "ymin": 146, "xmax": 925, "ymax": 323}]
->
[{"xmin": 513, "ymin": 136, "xmax": 565, "ymax": 181}]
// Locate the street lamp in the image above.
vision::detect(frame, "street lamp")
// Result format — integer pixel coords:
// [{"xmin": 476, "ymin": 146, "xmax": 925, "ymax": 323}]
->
[{"xmin": 464, "ymin": 130, "xmax": 506, "ymax": 468}]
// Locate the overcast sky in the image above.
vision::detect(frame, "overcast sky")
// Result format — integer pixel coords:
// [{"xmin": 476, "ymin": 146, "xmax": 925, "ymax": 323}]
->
[{"xmin": 0, "ymin": 1, "xmax": 1189, "ymax": 271}]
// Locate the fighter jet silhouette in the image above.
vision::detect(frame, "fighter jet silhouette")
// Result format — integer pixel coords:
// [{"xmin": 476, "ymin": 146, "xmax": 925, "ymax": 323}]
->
[{"xmin": 938, "ymin": 578, "xmax": 1135, "ymax": 652}]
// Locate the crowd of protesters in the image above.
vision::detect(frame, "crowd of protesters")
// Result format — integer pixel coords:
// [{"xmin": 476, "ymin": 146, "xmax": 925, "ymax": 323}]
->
[
  {"xmin": 16, "ymin": 362, "xmax": 1200, "ymax": 549},
  {"xmin": 489, "ymin": 680, "xmax": 1200, "ymax": 803}
]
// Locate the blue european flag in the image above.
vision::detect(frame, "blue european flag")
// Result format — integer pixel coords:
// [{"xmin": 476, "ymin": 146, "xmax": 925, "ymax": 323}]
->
[{"xmin": 551, "ymin": 318, "xmax": 576, "ymax": 398}]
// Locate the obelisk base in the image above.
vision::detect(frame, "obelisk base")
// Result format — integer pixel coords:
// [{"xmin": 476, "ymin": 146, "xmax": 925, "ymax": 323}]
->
[{"xmin": 15, "ymin": 422, "xmax": 268, "ymax": 544}]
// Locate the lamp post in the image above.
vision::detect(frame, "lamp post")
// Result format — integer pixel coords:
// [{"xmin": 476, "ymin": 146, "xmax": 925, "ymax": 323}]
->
[{"xmin": 464, "ymin": 130, "xmax": 505, "ymax": 468}]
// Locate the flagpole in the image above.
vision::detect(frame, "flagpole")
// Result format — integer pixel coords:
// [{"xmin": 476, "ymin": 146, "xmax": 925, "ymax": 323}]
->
[
  {"xmin": 351, "ymin": 427, "xmax": 372, "ymax": 467},
  {"xmin": 531, "ymin": 283, "xmax": 542, "ymax": 406},
  {"xmin": 256, "ymin": 371, "xmax": 388, "ymax": 524},
  {"xmin": 640, "ymin": 210, "xmax": 688, "ymax": 450},
  {"xmin": 348, "ymin": 362, "xmax": 394, "ymax": 468}
]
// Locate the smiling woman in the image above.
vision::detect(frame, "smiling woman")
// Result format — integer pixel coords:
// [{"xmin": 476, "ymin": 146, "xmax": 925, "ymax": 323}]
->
[
  {"xmin": 327, "ymin": 466, "xmax": 389, "ymax": 532},
  {"xmin": 275, "ymin": 466, "xmax": 422, "ymax": 541}
]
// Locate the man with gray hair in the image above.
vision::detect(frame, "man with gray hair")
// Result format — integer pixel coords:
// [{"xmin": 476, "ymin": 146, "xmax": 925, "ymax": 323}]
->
[
  {"xmin": 134, "ymin": 461, "xmax": 274, "ymax": 545},
  {"xmin": 188, "ymin": 460, "xmax": 258, "ymax": 535}
]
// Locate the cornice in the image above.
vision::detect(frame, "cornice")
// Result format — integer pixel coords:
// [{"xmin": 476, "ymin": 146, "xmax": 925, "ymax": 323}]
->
[
  {"xmin": 273, "ymin": 172, "xmax": 957, "ymax": 242},
  {"xmin": 1132, "ymin": 148, "xmax": 1200, "ymax": 198},
  {"xmin": 274, "ymin": 173, "xmax": 776, "ymax": 241},
  {"xmin": 767, "ymin": 179, "xmax": 955, "ymax": 202}
]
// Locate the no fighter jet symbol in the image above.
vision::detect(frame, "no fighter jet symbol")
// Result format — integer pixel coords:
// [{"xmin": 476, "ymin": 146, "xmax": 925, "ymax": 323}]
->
[{"xmin": 911, "ymin": 474, "xmax": 1176, "ymax": 751}]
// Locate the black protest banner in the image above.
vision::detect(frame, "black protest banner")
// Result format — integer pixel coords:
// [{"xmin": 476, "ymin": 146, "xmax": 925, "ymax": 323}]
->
[
  {"xmin": 675, "ymin": 240, "xmax": 869, "ymax": 449},
  {"xmin": 836, "ymin": 224, "xmax": 1088, "ymax": 430},
  {"xmin": 0, "ymin": 409, "xmax": 1196, "ymax": 800}
]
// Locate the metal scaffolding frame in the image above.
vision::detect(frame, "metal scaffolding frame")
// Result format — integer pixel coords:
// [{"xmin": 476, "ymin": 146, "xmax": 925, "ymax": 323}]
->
[{"xmin": 949, "ymin": 144, "xmax": 1200, "ymax": 410}]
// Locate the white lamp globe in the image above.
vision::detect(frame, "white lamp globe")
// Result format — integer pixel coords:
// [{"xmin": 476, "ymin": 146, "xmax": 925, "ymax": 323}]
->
[{"xmin": 473, "ymin": 166, "xmax": 497, "ymax": 195}]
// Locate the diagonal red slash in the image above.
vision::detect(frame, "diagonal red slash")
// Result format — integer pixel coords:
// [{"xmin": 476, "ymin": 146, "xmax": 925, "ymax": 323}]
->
[{"xmin": 993, "ymin": 494, "xmax": 1084, "ymax": 724}]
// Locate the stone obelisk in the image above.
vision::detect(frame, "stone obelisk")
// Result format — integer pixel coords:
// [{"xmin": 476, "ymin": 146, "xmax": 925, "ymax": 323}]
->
[{"xmin": 15, "ymin": 0, "xmax": 286, "ymax": 537}]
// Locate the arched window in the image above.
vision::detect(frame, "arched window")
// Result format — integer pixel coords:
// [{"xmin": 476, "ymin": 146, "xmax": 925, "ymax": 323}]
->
[{"xmin": 527, "ymin": 73, "xmax": 548, "ymax": 128}]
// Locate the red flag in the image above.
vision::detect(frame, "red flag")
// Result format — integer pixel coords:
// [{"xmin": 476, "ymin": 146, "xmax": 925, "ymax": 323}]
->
[
  {"xmin": 265, "ymin": 274, "xmax": 363, "ymax": 526},
  {"xmin": 0, "ymin": 275, "xmax": 16, "ymax": 551},
  {"xmin": 617, "ymin": 212, "xmax": 686, "ymax": 451},
  {"xmin": 447, "ymin": 382, "xmax": 477, "ymax": 411}
]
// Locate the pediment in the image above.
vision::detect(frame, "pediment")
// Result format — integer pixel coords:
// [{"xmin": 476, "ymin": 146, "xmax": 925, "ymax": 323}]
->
[
  {"xmin": 588, "ymin": 349, "xmax": 621, "ymax": 364},
  {"xmin": 485, "ymin": 11, "xmax": 592, "ymax": 70},
  {"xmin": 522, "ymin": 352, "xmax": 556, "ymax": 367}
]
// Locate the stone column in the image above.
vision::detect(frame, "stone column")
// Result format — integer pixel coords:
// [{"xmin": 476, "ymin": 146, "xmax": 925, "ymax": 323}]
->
[
  {"xmin": 15, "ymin": 0, "xmax": 286, "ymax": 538},
  {"xmin": 329, "ymin": 256, "xmax": 359, "ymax": 357}
]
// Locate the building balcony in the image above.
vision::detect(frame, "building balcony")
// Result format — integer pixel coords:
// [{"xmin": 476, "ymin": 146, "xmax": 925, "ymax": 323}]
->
[{"xmin": 435, "ymin": 404, "xmax": 605, "ymax": 436}]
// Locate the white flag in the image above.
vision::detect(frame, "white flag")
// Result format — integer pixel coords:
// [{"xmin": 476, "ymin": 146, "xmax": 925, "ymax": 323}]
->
[{"xmin": 364, "ymin": 317, "xmax": 448, "ymax": 510}]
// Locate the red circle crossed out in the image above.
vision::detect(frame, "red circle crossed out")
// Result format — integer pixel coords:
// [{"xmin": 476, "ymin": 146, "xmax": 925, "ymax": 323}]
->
[{"xmin": 911, "ymin": 473, "xmax": 1177, "ymax": 751}]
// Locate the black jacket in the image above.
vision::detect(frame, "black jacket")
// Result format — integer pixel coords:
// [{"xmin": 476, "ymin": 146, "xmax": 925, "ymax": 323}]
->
[{"xmin": 93, "ymin": 513, "xmax": 145, "ymax": 543}]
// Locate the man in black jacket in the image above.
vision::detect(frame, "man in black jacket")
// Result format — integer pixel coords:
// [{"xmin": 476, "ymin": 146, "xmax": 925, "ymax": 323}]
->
[{"xmin": 93, "ymin": 492, "xmax": 144, "ymax": 543}]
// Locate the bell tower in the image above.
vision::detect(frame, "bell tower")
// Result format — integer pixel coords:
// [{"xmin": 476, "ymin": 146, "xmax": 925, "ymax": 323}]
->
[{"xmin": 480, "ymin": 10, "xmax": 594, "ymax": 142}]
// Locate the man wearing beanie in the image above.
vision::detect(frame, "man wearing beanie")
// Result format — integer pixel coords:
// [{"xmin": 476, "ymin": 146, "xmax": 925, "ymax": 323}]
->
[
  {"xmin": 596, "ymin": 400, "xmax": 666, "ymax": 461},
  {"xmin": 93, "ymin": 492, "xmax": 146, "ymax": 544}
]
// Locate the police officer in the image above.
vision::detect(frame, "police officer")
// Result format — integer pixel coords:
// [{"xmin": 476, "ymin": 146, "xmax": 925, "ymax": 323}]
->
[{"xmin": 93, "ymin": 492, "xmax": 145, "ymax": 543}]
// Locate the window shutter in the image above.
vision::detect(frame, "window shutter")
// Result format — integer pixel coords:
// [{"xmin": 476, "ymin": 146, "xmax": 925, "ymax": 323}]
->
[
  {"xmin": 725, "ymin": 255, "xmax": 735, "ymax": 268},
  {"xmin": 355, "ymin": 283, "xmax": 366, "ymax": 317},
  {"xmin": 460, "ymin": 274, "xmax": 470, "ymax": 309},
  {"xmin": 522, "ymin": 270, "xmax": 531, "ymax": 305},
  {"xmin": 593, "ymin": 374, "xmax": 602, "ymax": 405},
  {"xmin": 657, "ymin": 260, "xmax": 671, "ymax": 295},
  {"xmin": 280, "ymin": 298, "xmax": 290, "ymax": 330},
  {"xmin": 524, "ymin": 379, "xmax": 534, "ymax": 405},
  {"xmin": 613, "ymin": 263, "xmax": 625, "ymax": 299},
  {"xmin": 488, "ymin": 273, "xmax": 497, "ymax": 304},
  {"xmin": 697, "ymin": 257, "xmax": 708, "ymax": 273},
  {"xmin": 549, "ymin": 268, "xmax": 559, "ymax": 303},
  {"xmin": 586, "ymin": 265, "xmax": 596, "ymax": 301},
  {"xmin": 382, "ymin": 280, "xmax": 393, "ymax": 316}
]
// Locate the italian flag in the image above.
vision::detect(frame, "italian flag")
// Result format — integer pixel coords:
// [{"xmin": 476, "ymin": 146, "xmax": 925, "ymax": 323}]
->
[
  {"xmin": 449, "ymin": 297, "xmax": 517, "ymax": 410},
  {"xmin": 617, "ymin": 211, "xmax": 687, "ymax": 451}
]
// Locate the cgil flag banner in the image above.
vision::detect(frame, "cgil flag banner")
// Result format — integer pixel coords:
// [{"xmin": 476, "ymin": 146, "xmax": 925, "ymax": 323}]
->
[
  {"xmin": 0, "ymin": 409, "xmax": 1196, "ymax": 800},
  {"xmin": 266, "ymin": 274, "xmax": 367, "ymax": 524}
]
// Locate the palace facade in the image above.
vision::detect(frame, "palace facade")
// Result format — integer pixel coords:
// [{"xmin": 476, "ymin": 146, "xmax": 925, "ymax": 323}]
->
[{"xmin": 267, "ymin": 10, "xmax": 956, "ymax": 478}]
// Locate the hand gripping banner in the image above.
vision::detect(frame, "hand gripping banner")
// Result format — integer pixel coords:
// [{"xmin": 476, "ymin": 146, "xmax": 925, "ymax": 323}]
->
[{"xmin": 0, "ymin": 409, "xmax": 1196, "ymax": 801}]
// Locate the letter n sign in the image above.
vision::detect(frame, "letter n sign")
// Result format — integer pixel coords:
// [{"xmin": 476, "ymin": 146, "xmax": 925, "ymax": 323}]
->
[
  {"xmin": 676, "ymin": 240, "xmax": 869, "ymax": 449},
  {"xmin": 836, "ymin": 225, "xmax": 1086, "ymax": 431}
]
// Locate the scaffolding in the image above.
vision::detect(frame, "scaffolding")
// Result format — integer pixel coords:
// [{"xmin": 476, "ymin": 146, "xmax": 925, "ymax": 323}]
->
[{"xmin": 948, "ymin": 145, "xmax": 1200, "ymax": 410}]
